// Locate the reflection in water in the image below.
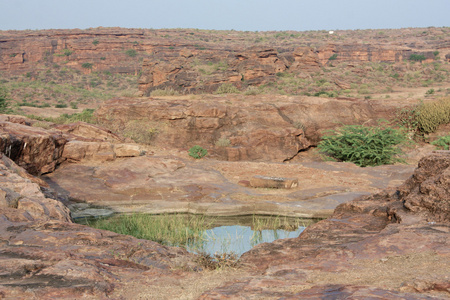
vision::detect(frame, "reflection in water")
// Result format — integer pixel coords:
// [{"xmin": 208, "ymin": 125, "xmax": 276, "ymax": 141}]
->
[
  {"xmin": 76, "ymin": 212, "xmax": 316, "ymax": 258},
  {"xmin": 186, "ymin": 224, "xmax": 306, "ymax": 257}
]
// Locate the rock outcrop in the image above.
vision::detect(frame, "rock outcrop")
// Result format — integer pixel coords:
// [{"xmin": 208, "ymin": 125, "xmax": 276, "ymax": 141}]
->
[
  {"xmin": 0, "ymin": 155, "xmax": 200, "ymax": 299},
  {"xmin": 0, "ymin": 119, "xmax": 66, "ymax": 175},
  {"xmin": 200, "ymin": 152, "xmax": 450, "ymax": 298},
  {"xmin": 95, "ymin": 95, "xmax": 406, "ymax": 161},
  {"xmin": 0, "ymin": 148, "xmax": 447, "ymax": 298},
  {"xmin": 0, "ymin": 116, "xmax": 144, "ymax": 175}
]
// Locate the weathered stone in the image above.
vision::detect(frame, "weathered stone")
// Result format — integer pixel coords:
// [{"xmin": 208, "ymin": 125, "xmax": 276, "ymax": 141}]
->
[
  {"xmin": 250, "ymin": 175, "xmax": 298, "ymax": 189},
  {"xmin": 52, "ymin": 122, "xmax": 124, "ymax": 143},
  {"xmin": 0, "ymin": 153, "xmax": 200, "ymax": 299},
  {"xmin": 96, "ymin": 95, "xmax": 407, "ymax": 162},
  {"xmin": 0, "ymin": 121, "xmax": 67, "ymax": 175},
  {"xmin": 201, "ymin": 153, "xmax": 450, "ymax": 299}
]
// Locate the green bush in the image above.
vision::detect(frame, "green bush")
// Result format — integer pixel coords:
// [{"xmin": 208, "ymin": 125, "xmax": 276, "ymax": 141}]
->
[
  {"xmin": 409, "ymin": 54, "xmax": 426, "ymax": 62},
  {"xmin": 416, "ymin": 97, "xmax": 450, "ymax": 134},
  {"xmin": 431, "ymin": 135, "xmax": 450, "ymax": 150},
  {"xmin": 188, "ymin": 145, "xmax": 208, "ymax": 159},
  {"xmin": 81, "ymin": 62, "xmax": 93, "ymax": 69},
  {"xmin": 317, "ymin": 123, "xmax": 407, "ymax": 167},
  {"xmin": 328, "ymin": 53, "xmax": 338, "ymax": 61},
  {"xmin": 63, "ymin": 49, "xmax": 73, "ymax": 56}
]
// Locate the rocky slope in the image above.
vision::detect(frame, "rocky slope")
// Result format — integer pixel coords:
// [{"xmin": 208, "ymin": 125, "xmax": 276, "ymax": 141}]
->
[
  {"xmin": 1, "ymin": 27, "xmax": 448, "ymax": 94},
  {"xmin": 95, "ymin": 94, "xmax": 414, "ymax": 161}
]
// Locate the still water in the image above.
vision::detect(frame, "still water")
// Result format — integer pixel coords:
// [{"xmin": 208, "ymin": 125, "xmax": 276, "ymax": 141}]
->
[
  {"xmin": 186, "ymin": 223, "xmax": 307, "ymax": 257},
  {"xmin": 76, "ymin": 212, "xmax": 317, "ymax": 258}
]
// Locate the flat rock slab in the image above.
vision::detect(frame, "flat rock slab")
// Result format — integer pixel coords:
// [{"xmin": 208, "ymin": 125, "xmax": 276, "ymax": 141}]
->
[
  {"xmin": 44, "ymin": 155, "xmax": 416, "ymax": 218},
  {"xmin": 250, "ymin": 175, "xmax": 299, "ymax": 189}
]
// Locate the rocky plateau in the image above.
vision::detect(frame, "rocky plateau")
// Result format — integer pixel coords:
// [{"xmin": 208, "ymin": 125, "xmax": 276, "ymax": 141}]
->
[{"xmin": 0, "ymin": 27, "xmax": 449, "ymax": 299}]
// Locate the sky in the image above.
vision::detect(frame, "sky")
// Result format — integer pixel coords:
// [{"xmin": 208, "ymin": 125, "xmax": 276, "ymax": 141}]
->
[{"xmin": 0, "ymin": 0, "xmax": 449, "ymax": 32}]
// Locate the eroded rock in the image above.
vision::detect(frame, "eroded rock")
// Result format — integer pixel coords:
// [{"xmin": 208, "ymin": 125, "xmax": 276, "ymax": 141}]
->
[
  {"xmin": 200, "ymin": 152, "xmax": 450, "ymax": 299},
  {"xmin": 0, "ymin": 149, "xmax": 199, "ymax": 299}
]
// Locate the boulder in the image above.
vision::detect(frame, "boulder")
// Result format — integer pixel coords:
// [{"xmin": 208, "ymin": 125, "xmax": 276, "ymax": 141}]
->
[{"xmin": 0, "ymin": 120, "xmax": 66, "ymax": 175}]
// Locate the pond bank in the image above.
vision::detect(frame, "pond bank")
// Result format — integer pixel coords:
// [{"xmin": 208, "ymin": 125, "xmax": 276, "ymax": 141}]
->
[{"xmin": 44, "ymin": 156, "xmax": 416, "ymax": 219}]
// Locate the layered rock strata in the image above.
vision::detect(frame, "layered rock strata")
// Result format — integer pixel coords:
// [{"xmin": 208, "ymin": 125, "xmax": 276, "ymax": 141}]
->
[
  {"xmin": 1, "ymin": 27, "xmax": 446, "ymax": 94},
  {"xmin": 0, "ymin": 116, "xmax": 143, "ymax": 175},
  {"xmin": 95, "ymin": 95, "xmax": 406, "ymax": 162}
]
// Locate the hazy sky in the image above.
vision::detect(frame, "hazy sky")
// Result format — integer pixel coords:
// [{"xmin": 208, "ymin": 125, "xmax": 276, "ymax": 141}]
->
[{"xmin": 1, "ymin": 0, "xmax": 449, "ymax": 31}]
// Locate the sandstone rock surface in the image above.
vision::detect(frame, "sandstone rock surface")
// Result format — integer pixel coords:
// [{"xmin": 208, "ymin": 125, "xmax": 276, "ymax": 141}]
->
[
  {"xmin": 0, "ymin": 128, "xmax": 448, "ymax": 298},
  {"xmin": 199, "ymin": 152, "xmax": 450, "ymax": 299},
  {"xmin": 0, "ymin": 116, "xmax": 144, "ymax": 174},
  {"xmin": 95, "ymin": 95, "xmax": 408, "ymax": 162},
  {"xmin": 44, "ymin": 153, "xmax": 416, "ymax": 219},
  {"xmin": 0, "ymin": 154, "xmax": 200, "ymax": 299}
]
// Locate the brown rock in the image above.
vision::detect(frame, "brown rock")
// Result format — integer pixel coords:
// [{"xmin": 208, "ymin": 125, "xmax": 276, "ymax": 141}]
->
[
  {"xmin": 0, "ymin": 121, "xmax": 66, "ymax": 175},
  {"xmin": 0, "ymin": 155, "xmax": 200, "ymax": 299},
  {"xmin": 250, "ymin": 175, "xmax": 298, "ymax": 189},
  {"xmin": 96, "ymin": 95, "xmax": 405, "ymax": 161},
  {"xmin": 400, "ymin": 152, "xmax": 450, "ymax": 222},
  {"xmin": 52, "ymin": 122, "xmax": 124, "ymax": 143},
  {"xmin": 201, "ymin": 152, "xmax": 450, "ymax": 298}
]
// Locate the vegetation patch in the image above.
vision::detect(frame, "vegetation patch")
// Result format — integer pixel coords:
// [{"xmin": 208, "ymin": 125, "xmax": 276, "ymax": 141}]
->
[
  {"xmin": 125, "ymin": 49, "xmax": 137, "ymax": 57},
  {"xmin": 122, "ymin": 120, "xmax": 159, "ymax": 144},
  {"xmin": 215, "ymin": 83, "xmax": 239, "ymax": 94},
  {"xmin": 26, "ymin": 109, "xmax": 96, "ymax": 124},
  {"xmin": 215, "ymin": 138, "xmax": 231, "ymax": 147},
  {"xmin": 416, "ymin": 97, "xmax": 450, "ymax": 134},
  {"xmin": 82, "ymin": 213, "xmax": 208, "ymax": 248},
  {"xmin": 150, "ymin": 88, "xmax": 180, "ymax": 96},
  {"xmin": 189, "ymin": 145, "xmax": 208, "ymax": 159},
  {"xmin": 431, "ymin": 135, "xmax": 450, "ymax": 150},
  {"xmin": 0, "ymin": 86, "xmax": 11, "ymax": 113},
  {"xmin": 318, "ymin": 122, "xmax": 407, "ymax": 167}
]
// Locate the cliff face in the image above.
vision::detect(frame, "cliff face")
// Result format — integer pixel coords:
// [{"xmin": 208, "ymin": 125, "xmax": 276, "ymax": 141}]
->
[{"xmin": 1, "ymin": 27, "xmax": 447, "ymax": 94}]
